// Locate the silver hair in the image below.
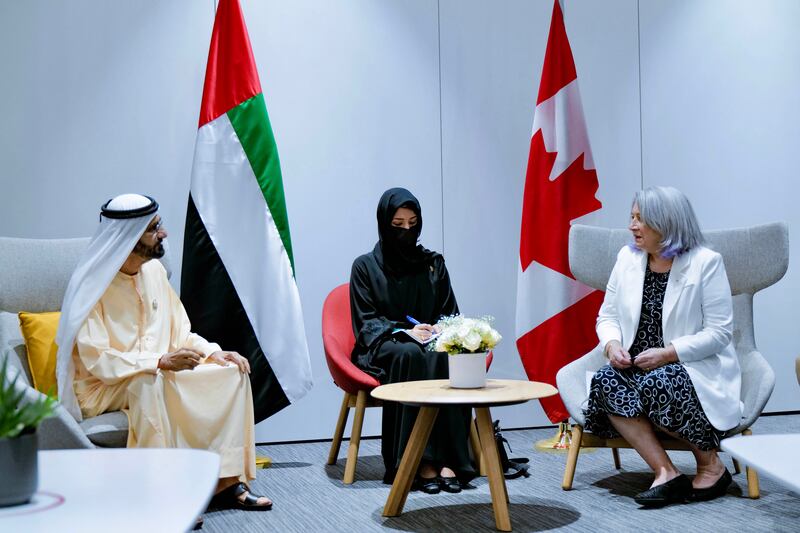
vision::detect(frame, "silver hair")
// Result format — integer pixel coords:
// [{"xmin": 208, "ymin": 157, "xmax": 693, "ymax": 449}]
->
[{"xmin": 633, "ymin": 186, "xmax": 704, "ymax": 257}]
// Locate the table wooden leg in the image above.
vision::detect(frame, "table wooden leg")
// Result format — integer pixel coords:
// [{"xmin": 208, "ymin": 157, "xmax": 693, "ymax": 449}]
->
[
  {"xmin": 469, "ymin": 414, "xmax": 487, "ymax": 476},
  {"xmin": 475, "ymin": 407, "xmax": 511, "ymax": 531},
  {"xmin": 383, "ymin": 406, "xmax": 439, "ymax": 517}
]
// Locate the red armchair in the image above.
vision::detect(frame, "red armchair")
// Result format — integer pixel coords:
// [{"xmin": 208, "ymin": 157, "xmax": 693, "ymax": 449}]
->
[{"xmin": 323, "ymin": 283, "xmax": 381, "ymax": 484}]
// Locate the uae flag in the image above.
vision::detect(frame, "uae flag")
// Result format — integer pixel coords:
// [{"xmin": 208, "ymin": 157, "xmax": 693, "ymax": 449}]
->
[
  {"xmin": 515, "ymin": 0, "xmax": 604, "ymax": 423},
  {"xmin": 182, "ymin": 0, "xmax": 312, "ymax": 423}
]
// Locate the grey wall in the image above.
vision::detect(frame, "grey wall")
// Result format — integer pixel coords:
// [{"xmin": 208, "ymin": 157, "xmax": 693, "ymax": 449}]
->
[
  {"xmin": 0, "ymin": 0, "xmax": 796, "ymax": 442},
  {"xmin": 0, "ymin": 1, "xmax": 210, "ymax": 244},
  {"xmin": 638, "ymin": 0, "xmax": 800, "ymax": 417}
]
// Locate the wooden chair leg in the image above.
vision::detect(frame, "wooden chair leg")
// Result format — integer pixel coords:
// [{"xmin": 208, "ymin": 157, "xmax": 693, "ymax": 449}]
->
[
  {"xmin": 343, "ymin": 390, "xmax": 368, "ymax": 484},
  {"xmin": 469, "ymin": 415, "xmax": 487, "ymax": 476},
  {"xmin": 562, "ymin": 424, "xmax": 583, "ymax": 490},
  {"xmin": 611, "ymin": 447, "xmax": 621, "ymax": 470},
  {"xmin": 742, "ymin": 428, "xmax": 760, "ymax": 498},
  {"xmin": 327, "ymin": 392, "xmax": 351, "ymax": 465},
  {"xmin": 745, "ymin": 464, "xmax": 761, "ymax": 499}
]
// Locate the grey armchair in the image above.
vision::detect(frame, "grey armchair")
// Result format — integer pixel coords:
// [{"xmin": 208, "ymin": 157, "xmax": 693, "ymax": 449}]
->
[
  {"xmin": 556, "ymin": 223, "xmax": 789, "ymax": 499},
  {"xmin": 0, "ymin": 237, "xmax": 128, "ymax": 449}
]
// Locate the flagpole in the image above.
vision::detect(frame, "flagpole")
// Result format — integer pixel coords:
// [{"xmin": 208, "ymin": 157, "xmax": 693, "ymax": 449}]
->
[{"xmin": 534, "ymin": 420, "xmax": 571, "ymax": 452}]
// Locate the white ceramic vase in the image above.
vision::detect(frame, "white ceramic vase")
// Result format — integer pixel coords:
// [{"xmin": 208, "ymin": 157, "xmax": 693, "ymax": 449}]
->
[{"xmin": 448, "ymin": 352, "xmax": 487, "ymax": 388}]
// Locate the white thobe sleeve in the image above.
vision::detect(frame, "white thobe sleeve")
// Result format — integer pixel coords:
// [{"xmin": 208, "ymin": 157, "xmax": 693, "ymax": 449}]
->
[{"xmin": 75, "ymin": 303, "xmax": 161, "ymax": 385}]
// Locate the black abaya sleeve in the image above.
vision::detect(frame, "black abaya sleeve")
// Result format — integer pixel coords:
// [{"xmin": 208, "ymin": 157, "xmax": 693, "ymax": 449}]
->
[
  {"xmin": 350, "ymin": 256, "xmax": 397, "ymax": 350},
  {"xmin": 350, "ymin": 256, "xmax": 405, "ymax": 379}
]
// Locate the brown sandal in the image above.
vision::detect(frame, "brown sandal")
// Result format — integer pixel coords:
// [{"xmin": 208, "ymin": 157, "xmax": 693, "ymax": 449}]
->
[{"xmin": 214, "ymin": 482, "xmax": 273, "ymax": 511}]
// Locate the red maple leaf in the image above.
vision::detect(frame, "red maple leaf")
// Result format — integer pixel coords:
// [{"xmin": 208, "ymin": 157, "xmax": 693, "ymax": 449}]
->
[{"xmin": 519, "ymin": 129, "xmax": 601, "ymax": 278}]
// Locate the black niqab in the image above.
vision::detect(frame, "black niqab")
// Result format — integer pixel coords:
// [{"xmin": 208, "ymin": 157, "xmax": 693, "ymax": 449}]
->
[{"xmin": 374, "ymin": 188, "xmax": 438, "ymax": 275}]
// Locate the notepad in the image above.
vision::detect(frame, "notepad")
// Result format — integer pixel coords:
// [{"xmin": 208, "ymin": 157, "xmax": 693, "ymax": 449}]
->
[{"xmin": 398, "ymin": 329, "xmax": 441, "ymax": 345}]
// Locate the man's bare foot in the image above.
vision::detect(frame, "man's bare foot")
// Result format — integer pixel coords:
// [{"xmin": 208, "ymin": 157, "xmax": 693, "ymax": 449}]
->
[
  {"xmin": 214, "ymin": 478, "xmax": 272, "ymax": 510},
  {"xmin": 237, "ymin": 487, "xmax": 272, "ymax": 507}
]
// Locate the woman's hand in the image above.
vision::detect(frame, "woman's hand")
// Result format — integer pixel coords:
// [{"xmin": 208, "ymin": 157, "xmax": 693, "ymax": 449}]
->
[
  {"xmin": 633, "ymin": 345, "xmax": 678, "ymax": 372},
  {"xmin": 605, "ymin": 340, "xmax": 632, "ymax": 369},
  {"xmin": 411, "ymin": 323, "xmax": 434, "ymax": 341}
]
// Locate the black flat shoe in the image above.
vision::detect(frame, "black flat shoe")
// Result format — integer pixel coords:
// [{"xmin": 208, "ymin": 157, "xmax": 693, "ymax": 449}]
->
[
  {"xmin": 439, "ymin": 476, "xmax": 462, "ymax": 494},
  {"xmin": 690, "ymin": 468, "xmax": 732, "ymax": 502},
  {"xmin": 413, "ymin": 476, "xmax": 441, "ymax": 494},
  {"xmin": 634, "ymin": 474, "xmax": 692, "ymax": 507}
]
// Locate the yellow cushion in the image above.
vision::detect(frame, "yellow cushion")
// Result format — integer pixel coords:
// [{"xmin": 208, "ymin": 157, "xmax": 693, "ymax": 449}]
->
[{"xmin": 18, "ymin": 311, "xmax": 60, "ymax": 396}]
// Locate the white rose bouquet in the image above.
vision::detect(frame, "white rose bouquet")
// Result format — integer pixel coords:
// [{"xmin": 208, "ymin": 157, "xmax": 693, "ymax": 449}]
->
[{"xmin": 432, "ymin": 315, "xmax": 502, "ymax": 355}]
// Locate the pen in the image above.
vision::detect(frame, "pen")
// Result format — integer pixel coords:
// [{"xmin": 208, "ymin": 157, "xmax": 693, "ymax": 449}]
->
[{"xmin": 406, "ymin": 315, "xmax": 421, "ymax": 325}]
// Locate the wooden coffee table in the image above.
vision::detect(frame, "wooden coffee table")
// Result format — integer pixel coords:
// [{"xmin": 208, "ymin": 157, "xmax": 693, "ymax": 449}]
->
[{"xmin": 372, "ymin": 379, "xmax": 558, "ymax": 531}]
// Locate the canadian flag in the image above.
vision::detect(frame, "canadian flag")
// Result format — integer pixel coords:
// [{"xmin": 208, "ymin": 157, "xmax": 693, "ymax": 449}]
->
[{"xmin": 516, "ymin": 0, "xmax": 604, "ymax": 423}]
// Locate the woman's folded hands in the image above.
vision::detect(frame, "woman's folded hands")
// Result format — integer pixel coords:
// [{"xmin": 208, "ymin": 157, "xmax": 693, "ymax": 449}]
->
[{"xmin": 605, "ymin": 340, "xmax": 678, "ymax": 371}]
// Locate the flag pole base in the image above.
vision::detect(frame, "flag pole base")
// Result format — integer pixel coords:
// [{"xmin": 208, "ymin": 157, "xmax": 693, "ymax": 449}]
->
[
  {"xmin": 534, "ymin": 421, "xmax": 597, "ymax": 454},
  {"xmin": 256, "ymin": 455, "xmax": 272, "ymax": 469}
]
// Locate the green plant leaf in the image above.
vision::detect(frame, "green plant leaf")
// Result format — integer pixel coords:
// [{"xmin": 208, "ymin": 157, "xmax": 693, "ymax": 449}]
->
[{"xmin": 0, "ymin": 357, "xmax": 57, "ymax": 439}]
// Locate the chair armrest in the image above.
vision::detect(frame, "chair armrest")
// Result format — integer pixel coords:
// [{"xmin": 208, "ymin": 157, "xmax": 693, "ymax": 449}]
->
[
  {"xmin": 556, "ymin": 346, "xmax": 606, "ymax": 426},
  {"xmin": 38, "ymin": 405, "xmax": 94, "ymax": 449},
  {"xmin": 729, "ymin": 349, "xmax": 775, "ymax": 435}
]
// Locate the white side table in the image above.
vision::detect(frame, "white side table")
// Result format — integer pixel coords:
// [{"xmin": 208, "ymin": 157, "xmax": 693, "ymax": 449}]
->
[
  {"xmin": 0, "ymin": 448, "xmax": 219, "ymax": 532},
  {"xmin": 721, "ymin": 434, "xmax": 800, "ymax": 494}
]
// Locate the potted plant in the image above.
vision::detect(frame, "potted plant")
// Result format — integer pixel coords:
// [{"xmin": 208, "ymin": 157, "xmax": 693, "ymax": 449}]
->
[
  {"xmin": 432, "ymin": 315, "xmax": 502, "ymax": 388},
  {"xmin": 0, "ymin": 358, "xmax": 57, "ymax": 507}
]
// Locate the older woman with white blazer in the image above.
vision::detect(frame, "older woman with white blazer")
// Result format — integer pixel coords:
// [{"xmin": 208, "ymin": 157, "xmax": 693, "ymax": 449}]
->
[{"xmin": 583, "ymin": 186, "xmax": 741, "ymax": 507}]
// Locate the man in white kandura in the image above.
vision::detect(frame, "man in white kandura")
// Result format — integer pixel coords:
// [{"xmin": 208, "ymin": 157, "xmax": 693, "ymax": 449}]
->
[{"xmin": 55, "ymin": 193, "xmax": 272, "ymax": 514}]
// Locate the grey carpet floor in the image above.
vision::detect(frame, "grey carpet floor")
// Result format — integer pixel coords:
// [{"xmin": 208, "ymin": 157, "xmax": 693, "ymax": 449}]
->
[{"xmin": 202, "ymin": 414, "xmax": 800, "ymax": 532}]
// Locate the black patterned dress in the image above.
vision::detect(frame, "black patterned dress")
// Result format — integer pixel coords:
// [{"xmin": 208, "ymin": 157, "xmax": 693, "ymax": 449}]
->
[{"xmin": 583, "ymin": 265, "xmax": 722, "ymax": 450}]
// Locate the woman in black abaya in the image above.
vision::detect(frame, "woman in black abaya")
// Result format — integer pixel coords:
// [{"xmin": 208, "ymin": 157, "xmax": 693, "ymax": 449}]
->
[{"xmin": 350, "ymin": 188, "xmax": 475, "ymax": 493}]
